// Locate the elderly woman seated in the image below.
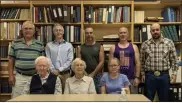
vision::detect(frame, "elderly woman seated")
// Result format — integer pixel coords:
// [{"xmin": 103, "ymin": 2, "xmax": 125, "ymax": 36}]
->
[
  {"xmin": 101, "ymin": 58, "xmax": 130, "ymax": 94},
  {"xmin": 22, "ymin": 56, "xmax": 62, "ymax": 94},
  {"xmin": 64, "ymin": 58, "xmax": 96, "ymax": 94}
]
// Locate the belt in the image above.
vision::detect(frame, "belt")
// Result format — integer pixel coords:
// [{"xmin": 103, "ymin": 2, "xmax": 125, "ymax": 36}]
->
[
  {"xmin": 146, "ymin": 70, "xmax": 169, "ymax": 76},
  {"xmin": 17, "ymin": 71, "xmax": 34, "ymax": 76},
  {"xmin": 59, "ymin": 70, "xmax": 70, "ymax": 75}
]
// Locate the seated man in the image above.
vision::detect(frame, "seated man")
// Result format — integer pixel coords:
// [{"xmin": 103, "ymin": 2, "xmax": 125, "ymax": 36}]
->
[
  {"xmin": 22, "ymin": 56, "xmax": 62, "ymax": 94},
  {"xmin": 64, "ymin": 58, "xmax": 96, "ymax": 94}
]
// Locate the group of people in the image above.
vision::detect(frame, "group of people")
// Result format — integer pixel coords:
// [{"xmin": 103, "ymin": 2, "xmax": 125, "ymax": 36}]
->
[{"xmin": 8, "ymin": 21, "xmax": 179, "ymax": 102}]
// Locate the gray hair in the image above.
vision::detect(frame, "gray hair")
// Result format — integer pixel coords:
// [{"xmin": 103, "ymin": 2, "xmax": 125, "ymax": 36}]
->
[
  {"xmin": 71, "ymin": 58, "xmax": 86, "ymax": 71},
  {"xmin": 53, "ymin": 23, "xmax": 64, "ymax": 33},
  {"xmin": 35, "ymin": 56, "xmax": 51, "ymax": 68},
  {"xmin": 22, "ymin": 20, "xmax": 35, "ymax": 30}
]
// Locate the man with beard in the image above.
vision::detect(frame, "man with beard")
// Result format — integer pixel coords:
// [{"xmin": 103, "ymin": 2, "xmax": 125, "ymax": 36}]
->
[
  {"xmin": 140, "ymin": 23, "xmax": 178, "ymax": 101},
  {"xmin": 78, "ymin": 27, "xmax": 104, "ymax": 94},
  {"xmin": 45, "ymin": 23, "xmax": 74, "ymax": 92},
  {"xmin": 109, "ymin": 27, "xmax": 141, "ymax": 94}
]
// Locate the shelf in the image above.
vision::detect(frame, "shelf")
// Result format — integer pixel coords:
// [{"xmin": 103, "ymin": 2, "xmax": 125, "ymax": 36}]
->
[
  {"xmin": 83, "ymin": 1, "xmax": 132, "ymax": 5},
  {"xmin": 32, "ymin": 1, "xmax": 81, "ymax": 5},
  {"xmin": 134, "ymin": 1, "xmax": 181, "ymax": 9},
  {"xmin": 71, "ymin": 42, "xmax": 81, "ymax": 45},
  {"xmin": 96, "ymin": 40, "xmax": 119, "ymax": 42},
  {"xmin": 0, "ymin": 3, "xmax": 30, "ymax": 8},
  {"xmin": 134, "ymin": 22, "xmax": 182, "ymax": 25},
  {"xmin": 34, "ymin": 23, "xmax": 81, "ymax": 25},
  {"xmin": 0, "ymin": 71, "xmax": 16, "ymax": 78},
  {"xmin": 84, "ymin": 23, "xmax": 131, "ymax": 27},
  {"xmin": 0, "ymin": 58, "xmax": 9, "ymax": 61},
  {"xmin": 0, "ymin": 93, "xmax": 11, "ymax": 96},
  {"xmin": 1, "ymin": 19, "xmax": 30, "ymax": 22}
]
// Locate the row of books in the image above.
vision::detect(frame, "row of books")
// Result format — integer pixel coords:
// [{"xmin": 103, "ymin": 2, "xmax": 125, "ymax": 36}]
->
[
  {"xmin": 1, "ymin": 8, "xmax": 30, "ymax": 19},
  {"xmin": 33, "ymin": 6, "xmax": 81, "ymax": 23},
  {"xmin": 35, "ymin": 25, "xmax": 81, "ymax": 44},
  {"xmin": 0, "ymin": 61, "xmax": 8, "ymax": 71},
  {"xmin": 0, "ymin": 78, "xmax": 12, "ymax": 93},
  {"xmin": 1, "ymin": 22, "xmax": 23, "ymax": 40},
  {"xmin": 84, "ymin": 6, "xmax": 130, "ymax": 23},
  {"xmin": 134, "ymin": 7, "xmax": 180, "ymax": 23},
  {"xmin": 0, "ymin": 46, "xmax": 9, "ymax": 58},
  {"xmin": 134, "ymin": 25, "xmax": 181, "ymax": 42},
  {"xmin": 162, "ymin": 7, "xmax": 181, "ymax": 22}
]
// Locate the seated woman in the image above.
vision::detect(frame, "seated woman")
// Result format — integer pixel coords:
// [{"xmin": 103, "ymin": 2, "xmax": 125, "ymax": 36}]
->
[
  {"xmin": 22, "ymin": 56, "xmax": 62, "ymax": 94},
  {"xmin": 101, "ymin": 58, "xmax": 130, "ymax": 94},
  {"xmin": 64, "ymin": 58, "xmax": 96, "ymax": 94}
]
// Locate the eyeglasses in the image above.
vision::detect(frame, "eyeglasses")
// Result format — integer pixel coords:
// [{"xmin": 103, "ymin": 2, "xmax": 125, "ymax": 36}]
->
[{"xmin": 109, "ymin": 65, "xmax": 119, "ymax": 68}]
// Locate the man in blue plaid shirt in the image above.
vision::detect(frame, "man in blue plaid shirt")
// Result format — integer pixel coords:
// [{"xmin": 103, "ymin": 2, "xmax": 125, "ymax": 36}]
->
[{"xmin": 140, "ymin": 23, "xmax": 179, "ymax": 101}]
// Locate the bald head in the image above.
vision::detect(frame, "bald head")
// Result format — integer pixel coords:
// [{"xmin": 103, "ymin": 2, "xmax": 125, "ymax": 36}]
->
[
  {"xmin": 118, "ymin": 27, "xmax": 129, "ymax": 41},
  {"xmin": 151, "ymin": 23, "xmax": 160, "ymax": 30},
  {"xmin": 85, "ymin": 27, "xmax": 93, "ymax": 32},
  {"xmin": 85, "ymin": 27, "xmax": 94, "ymax": 41},
  {"xmin": 119, "ymin": 27, "xmax": 129, "ymax": 33},
  {"xmin": 150, "ymin": 23, "xmax": 161, "ymax": 39}
]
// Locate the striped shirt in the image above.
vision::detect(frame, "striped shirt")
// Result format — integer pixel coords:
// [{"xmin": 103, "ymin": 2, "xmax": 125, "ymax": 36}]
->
[
  {"xmin": 140, "ymin": 38, "xmax": 178, "ymax": 75},
  {"xmin": 9, "ymin": 38, "xmax": 45, "ymax": 75}
]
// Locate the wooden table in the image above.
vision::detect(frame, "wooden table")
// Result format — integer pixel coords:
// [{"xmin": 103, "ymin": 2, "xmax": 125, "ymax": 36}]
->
[{"xmin": 8, "ymin": 94, "xmax": 150, "ymax": 101}]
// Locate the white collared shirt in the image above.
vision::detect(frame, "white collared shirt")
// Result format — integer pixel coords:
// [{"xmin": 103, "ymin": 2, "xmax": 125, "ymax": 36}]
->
[{"xmin": 64, "ymin": 75, "xmax": 96, "ymax": 94}]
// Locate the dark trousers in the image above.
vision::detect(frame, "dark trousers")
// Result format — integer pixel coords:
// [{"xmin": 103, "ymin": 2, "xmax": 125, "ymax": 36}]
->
[{"xmin": 145, "ymin": 72, "xmax": 170, "ymax": 102}]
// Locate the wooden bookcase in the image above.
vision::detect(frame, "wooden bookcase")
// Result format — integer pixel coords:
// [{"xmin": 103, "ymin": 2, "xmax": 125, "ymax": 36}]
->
[{"xmin": 0, "ymin": 0, "xmax": 181, "ymax": 101}]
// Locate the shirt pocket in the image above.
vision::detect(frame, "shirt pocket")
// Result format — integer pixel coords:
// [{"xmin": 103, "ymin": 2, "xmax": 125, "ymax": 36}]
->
[{"xmin": 161, "ymin": 48, "xmax": 170, "ymax": 63}]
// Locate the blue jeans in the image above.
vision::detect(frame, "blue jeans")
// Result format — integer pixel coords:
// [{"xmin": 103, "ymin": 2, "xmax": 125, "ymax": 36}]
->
[
  {"xmin": 145, "ymin": 72, "xmax": 170, "ymax": 101},
  {"xmin": 93, "ymin": 73, "xmax": 102, "ymax": 94}
]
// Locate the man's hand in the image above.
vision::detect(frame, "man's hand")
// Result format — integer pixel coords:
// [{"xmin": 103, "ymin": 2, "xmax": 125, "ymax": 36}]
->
[
  {"xmin": 52, "ymin": 69, "xmax": 59, "ymax": 76},
  {"xmin": 9, "ymin": 75, "xmax": 15, "ymax": 86},
  {"xmin": 170, "ymin": 74, "xmax": 177, "ymax": 84},
  {"xmin": 133, "ymin": 78, "xmax": 140, "ymax": 86},
  {"xmin": 141, "ymin": 75, "xmax": 145, "ymax": 83}
]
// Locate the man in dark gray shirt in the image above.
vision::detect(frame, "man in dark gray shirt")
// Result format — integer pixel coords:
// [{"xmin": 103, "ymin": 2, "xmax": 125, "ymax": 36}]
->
[{"xmin": 78, "ymin": 27, "xmax": 104, "ymax": 94}]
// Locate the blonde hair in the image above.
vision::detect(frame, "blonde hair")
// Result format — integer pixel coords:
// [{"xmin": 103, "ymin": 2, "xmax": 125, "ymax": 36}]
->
[{"xmin": 108, "ymin": 58, "xmax": 120, "ymax": 67}]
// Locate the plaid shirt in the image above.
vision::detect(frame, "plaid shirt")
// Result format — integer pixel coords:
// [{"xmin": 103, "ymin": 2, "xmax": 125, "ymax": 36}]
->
[{"xmin": 140, "ymin": 38, "xmax": 178, "ymax": 75}]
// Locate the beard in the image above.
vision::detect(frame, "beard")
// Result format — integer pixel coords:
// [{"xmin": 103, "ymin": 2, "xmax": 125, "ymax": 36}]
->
[{"xmin": 152, "ymin": 33, "xmax": 161, "ymax": 39}]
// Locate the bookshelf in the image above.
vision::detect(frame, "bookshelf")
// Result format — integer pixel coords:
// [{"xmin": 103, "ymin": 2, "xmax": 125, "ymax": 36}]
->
[{"xmin": 0, "ymin": 0, "xmax": 182, "ymax": 101}]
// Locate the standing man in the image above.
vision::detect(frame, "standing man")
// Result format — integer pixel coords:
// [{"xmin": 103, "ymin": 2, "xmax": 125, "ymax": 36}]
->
[
  {"xmin": 109, "ymin": 27, "xmax": 141, "ymax": 94},
  {"xmin": 45, "ymin": 23, "xmax": 74, "ymax": 92},
  {"xmin": 8, "ymin": 21, "xmax": 45, "ymax": 98},
  {"xmin": 78, "ymin": 27, "xmax": 104, "ymax": 94},
  {"xmin": 140, "ymin": 23, "xmax": 178, "ymax": 101}
]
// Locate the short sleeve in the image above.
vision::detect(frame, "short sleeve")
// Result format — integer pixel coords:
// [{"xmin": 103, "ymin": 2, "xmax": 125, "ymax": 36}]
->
[
  {"xmin": 100, "ymin": 73, "xmax": 107, "ymax": 86},
  {"xmin": 122, "ymin": 75, "xmax": 131, "ymax": 87},
  {"xmin": 8, "ymin": 42, "xmax": 16, "ymax": 58}
]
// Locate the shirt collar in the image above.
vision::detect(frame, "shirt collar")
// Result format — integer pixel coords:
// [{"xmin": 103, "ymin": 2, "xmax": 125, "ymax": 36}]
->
[
  {"xmin": 39, "ymin": 72, "xmax": 50, "ymax": 80},
  {"xmin": 72, "ymin": 75, "xmax": 87, "ymax": 83},
  {"xmin": 21, "ymin": 38, "xmax": 36, "ymax": 45},
  {"xmin": 150, "ymin": 37, "xmax": 165, "ymax": 44},
  {"xmin": 53, "ymin": 40, "xmax": 66, "ymax": 44}
]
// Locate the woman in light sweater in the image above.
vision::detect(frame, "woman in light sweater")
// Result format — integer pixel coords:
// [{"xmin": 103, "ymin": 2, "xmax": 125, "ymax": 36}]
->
[{"xmin": 64, "ymin": 58, "xmax": 96, "ymax": 94}]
